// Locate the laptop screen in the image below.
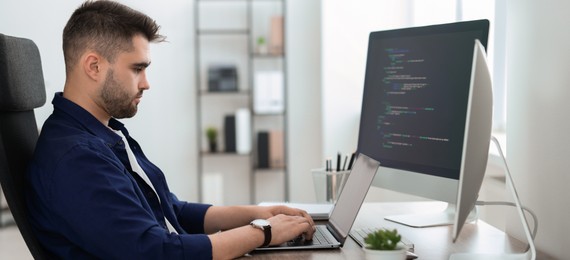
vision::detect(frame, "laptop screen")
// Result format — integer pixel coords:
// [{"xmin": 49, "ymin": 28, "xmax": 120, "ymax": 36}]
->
[{"xmin": 328, "ymin": 153, "xmax": 380, "ymax": 242}]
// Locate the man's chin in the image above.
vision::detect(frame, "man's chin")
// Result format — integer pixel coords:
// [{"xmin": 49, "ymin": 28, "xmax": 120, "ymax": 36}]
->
[{"xmin": 113, "ymin": 109, "xmax": 138, "ymax": 119}]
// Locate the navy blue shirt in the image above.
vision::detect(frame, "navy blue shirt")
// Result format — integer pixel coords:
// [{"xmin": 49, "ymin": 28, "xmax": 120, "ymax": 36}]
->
[{"xmin": 26, "ymin": 93, "xmax": 213, "ymax": 259}]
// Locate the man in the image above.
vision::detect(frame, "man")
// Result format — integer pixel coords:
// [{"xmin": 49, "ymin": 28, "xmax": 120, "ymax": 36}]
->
[{"xmin": 26, "ymin": 1, "xmax": 315, "ymax": 259}]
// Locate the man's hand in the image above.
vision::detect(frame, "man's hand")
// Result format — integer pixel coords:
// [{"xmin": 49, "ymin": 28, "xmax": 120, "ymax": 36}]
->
[
  {"xmin": 266, "ymin": 213, "xmax": 316, "ymax": 245},
  {"xmin": 256, "ymin": 204, "xmax": 313, "ymax": 221},
  {"xmin": 255, "ymin": 205, "xmax": 316, "ymax": 241},
  {"xmin": 206, "ymin": 205, "xmax": 317, "ymax": 259}
]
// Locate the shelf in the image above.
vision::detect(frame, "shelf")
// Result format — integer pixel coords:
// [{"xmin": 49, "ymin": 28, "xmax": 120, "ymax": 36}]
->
[
  {"xmin": 253, "ymin": 112, "xmax": 285, "ymax": 117},
  {"xmin": 252, "ymin": 53, "xmax": 285, "ymax": 59},
  {"xmin": 255, "ymin": 167, "xmax": 286, "ymax": 172},
  {"xmin": 195, "ymin": 0, "xmax": 287, "ymax": 205}
]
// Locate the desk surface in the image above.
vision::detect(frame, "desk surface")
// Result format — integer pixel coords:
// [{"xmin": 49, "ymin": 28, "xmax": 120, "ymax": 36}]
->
[{"xmin": 245, "ymin": 201, "xmax": 552, "ymax": 260}]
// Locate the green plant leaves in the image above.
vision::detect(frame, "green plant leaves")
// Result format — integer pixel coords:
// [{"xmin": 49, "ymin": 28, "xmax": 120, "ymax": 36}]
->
[{"xmin": 363, "ymin": 228, "xmax": 402, "ymax": 250}]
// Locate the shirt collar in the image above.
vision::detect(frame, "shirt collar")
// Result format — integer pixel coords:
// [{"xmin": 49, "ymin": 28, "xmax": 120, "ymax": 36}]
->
[{"xmin": 52, "ymin": 92, "xmax": 123, "ymax": 145}]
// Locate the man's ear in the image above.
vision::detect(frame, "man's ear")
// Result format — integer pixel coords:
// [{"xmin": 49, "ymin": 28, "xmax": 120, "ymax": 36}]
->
[{"xmin": 83, "ymin": 52, "xmax": 104, "ymax": 81}]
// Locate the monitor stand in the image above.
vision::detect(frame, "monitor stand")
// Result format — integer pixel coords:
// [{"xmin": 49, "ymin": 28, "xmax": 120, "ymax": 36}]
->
[
  {"xmin": 448, "ymin": 136, "xmax": 536, "ymax": 260},
  {"xmin": 384, "ymin": 203, "xmax": 478, "ymax": 228}
]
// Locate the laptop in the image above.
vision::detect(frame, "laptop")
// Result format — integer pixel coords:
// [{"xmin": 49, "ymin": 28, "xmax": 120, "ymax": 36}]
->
[{"xmin": 254, "ymin": 153, "xmax": 380, "ymax": 250}]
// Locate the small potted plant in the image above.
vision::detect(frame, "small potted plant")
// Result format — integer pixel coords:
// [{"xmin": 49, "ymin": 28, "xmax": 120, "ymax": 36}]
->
[
  {"xmin": 256, "ymin": 36, "xmax": 268, "ymax": 54},
  {"xmin": 363, "ymin": 229, "xmax": 407, "ymax": 260},
  {"xmin": 205, "ymin": 127, "xmax": 218, "ymax": 153}
]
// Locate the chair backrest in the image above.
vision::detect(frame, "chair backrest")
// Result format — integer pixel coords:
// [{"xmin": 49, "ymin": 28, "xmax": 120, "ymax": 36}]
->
[{"xmin": 0, "ymin": 33, "xmax": 49, "ymax": 259}]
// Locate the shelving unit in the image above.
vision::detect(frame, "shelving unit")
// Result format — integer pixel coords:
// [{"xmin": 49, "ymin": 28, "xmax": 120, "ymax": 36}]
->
[{"xmin": 194, "ymin": 0, "xmax": 287, "ymax": 205}]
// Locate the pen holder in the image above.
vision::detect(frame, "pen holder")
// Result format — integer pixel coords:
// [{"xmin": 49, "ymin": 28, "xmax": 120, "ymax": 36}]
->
[{"xmin": 311, "ymin": 168, "xmax": 350, "ymax": 203}]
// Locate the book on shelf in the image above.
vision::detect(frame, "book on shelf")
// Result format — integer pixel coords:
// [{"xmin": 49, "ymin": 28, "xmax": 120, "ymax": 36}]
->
[
  {"xmin": 269, "ymin": 130, "xmax": 284, "ymax": 168},
  {"xmin": 269, "ymin": 15, "xmax": 284, "ymax": 55},
  {"xmin": 235, "ymin": 108, "xmax": 251, "ymax": 154},
  {"xmin": 224, "ymin": 115, "xmax": 236, "ymax": 152},
  {"xmin": 223, "ymin": 109, "xmax": 252, "ymax": 154},
  {"xmin": 254, "ymin": 71, "xmax": 284, "ymax": 114},
  {"xmin": 257, "ymin": 132, "xmax": 270, "ymax": 168},
  {"xmin": 257, "ymin": 130, "xmax": 284, "ymax": 169}
]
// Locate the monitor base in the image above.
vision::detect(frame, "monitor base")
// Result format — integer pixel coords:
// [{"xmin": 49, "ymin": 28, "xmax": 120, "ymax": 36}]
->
[{"xmin": 384, "ymin": 203, "xmax": 478, "ymax": 228}]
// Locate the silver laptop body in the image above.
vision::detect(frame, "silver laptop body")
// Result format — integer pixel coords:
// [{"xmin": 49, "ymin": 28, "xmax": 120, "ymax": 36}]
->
[{"xmin": 255, "ymin": 153, "xmax": 380, "ymax": 250}]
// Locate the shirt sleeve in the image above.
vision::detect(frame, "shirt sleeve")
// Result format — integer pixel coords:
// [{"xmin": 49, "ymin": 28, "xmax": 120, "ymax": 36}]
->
[
  {"xmin": 43, "ymin": 142, "xmax": 213, "ymax": 259},
  {"xmin": 169, "ymin": 193, "xmax": 212, "ymax": 234}
]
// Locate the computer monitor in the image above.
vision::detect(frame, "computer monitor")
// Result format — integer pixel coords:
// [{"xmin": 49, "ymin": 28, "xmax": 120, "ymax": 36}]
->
[{"xmin": 356, "ymin": 19, "xmax": 492, "ymax": 239}]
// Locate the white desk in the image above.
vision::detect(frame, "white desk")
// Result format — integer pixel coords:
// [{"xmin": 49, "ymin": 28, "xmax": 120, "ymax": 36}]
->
[{"xmin": 245, "ymin": 201, "xmax": 553, "ymax": 259}]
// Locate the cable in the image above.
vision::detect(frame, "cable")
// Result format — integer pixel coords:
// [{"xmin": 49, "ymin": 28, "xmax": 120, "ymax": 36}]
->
[
  {"xmin": 481, "ymin": 136, "xmax": 538, "ymax": 257},
  {"xmin": 450, "ymin": 137, "xmax": 536, "ymax": 259},
  {"xmin": 475, "ymin": 200, "xmax": 538, "ymax": 240}
]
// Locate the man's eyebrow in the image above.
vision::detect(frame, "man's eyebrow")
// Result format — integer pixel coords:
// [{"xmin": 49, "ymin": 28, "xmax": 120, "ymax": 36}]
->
[{"xmin": 132, "ymin": 61, "xmax": 151, "ymax": 68}]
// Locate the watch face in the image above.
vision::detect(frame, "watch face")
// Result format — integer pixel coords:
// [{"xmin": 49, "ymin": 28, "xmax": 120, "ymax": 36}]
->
[{"xmin": 252, "ymin": 219, "xmax": 270, "ymax": 227}]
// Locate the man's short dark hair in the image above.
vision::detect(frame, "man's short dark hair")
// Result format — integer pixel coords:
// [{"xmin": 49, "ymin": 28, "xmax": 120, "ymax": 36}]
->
[{"xmin": 63, "ymin": 0, "xmax": 166, "ymax": 73}]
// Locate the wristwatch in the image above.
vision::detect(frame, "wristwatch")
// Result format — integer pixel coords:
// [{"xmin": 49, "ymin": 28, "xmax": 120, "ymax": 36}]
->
[{"xmin": 250, "ymin": 219, "xmax": 272, "ymax": 247}]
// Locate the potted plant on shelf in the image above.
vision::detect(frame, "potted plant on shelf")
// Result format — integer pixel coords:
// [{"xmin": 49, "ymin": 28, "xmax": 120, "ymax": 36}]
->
[
  {"xmin": 362, "ymin": 228, "xmax": 407, "ymax": 260},
  {"xmin": 205, "ymin": 127, "xmax": 218, "ymax": 153},
  {"xmin": 256, "ymin": 36, "xmax": 268, "ymax": 54}
]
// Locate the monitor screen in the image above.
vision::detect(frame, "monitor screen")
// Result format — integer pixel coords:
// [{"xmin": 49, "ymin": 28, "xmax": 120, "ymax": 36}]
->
[{"xmin": 358, "ymin": 20, "xmax": 489, "ymax": 181}]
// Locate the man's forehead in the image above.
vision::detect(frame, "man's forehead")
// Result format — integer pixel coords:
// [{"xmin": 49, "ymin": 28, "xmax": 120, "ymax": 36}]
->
[{"xmin": 118, "ymin": 36, "xmax": 151, "ymax": 63}]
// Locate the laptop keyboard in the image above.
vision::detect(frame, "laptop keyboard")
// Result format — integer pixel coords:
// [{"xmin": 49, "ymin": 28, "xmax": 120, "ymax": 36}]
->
[
  {"xmin": 288, "ymin": 225, "xmax": 333, "ymax": 246},
  {"xmin": 312, "ymin": 225, "xmax": 333, "ymax": 245}
]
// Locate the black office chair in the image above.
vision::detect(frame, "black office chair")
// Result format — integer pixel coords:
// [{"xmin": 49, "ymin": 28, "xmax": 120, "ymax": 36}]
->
[{"xmin": 0, "ymin": 33, "xmax": 49, "ymax": 259}]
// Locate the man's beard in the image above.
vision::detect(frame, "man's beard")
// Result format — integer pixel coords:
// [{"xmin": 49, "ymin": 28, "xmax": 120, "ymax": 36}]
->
[{"xmin": 101, "ymin": 69, "xmax": 140, "ymax": 119}]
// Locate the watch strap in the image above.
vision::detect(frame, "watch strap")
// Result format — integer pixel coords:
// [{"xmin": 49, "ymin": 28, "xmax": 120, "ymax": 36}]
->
[{"xmin": 260, "ymin": 225, "xmax": 271, "ymax": 247}]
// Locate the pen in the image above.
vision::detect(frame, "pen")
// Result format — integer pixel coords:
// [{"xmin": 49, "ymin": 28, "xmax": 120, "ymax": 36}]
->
[
  {"xmin": 336, "ymin": 152, "xmax": 341, "ymax": 172},
  {"xmin": 342, "ymin": 155, "xmax": 348, "ymax": 171},
  {"xmin": 347, "ymin": 152, "xmax": 356, "ymax": 170}
]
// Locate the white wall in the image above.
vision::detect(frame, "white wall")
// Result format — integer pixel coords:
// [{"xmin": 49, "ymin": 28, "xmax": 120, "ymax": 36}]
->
[
  {"xmin": 321, "ymin": 0, "xmax": 413, "ymax": 160},
  {"xmin": 506, "ymin": 1, "xmax": 570, "ymax": 259},
  {"xmin": 0, "ymin": 0, "xmax": 322, "ymax": 203},
  {"xmin": 286, "ymin": 0, "xmax": 322, "ymax": 202}
]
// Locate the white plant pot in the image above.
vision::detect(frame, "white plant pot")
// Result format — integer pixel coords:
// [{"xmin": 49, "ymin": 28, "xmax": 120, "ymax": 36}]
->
[{"xmin": 363, "ymin": 244, "xmax": 408, "ymax": 260}]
